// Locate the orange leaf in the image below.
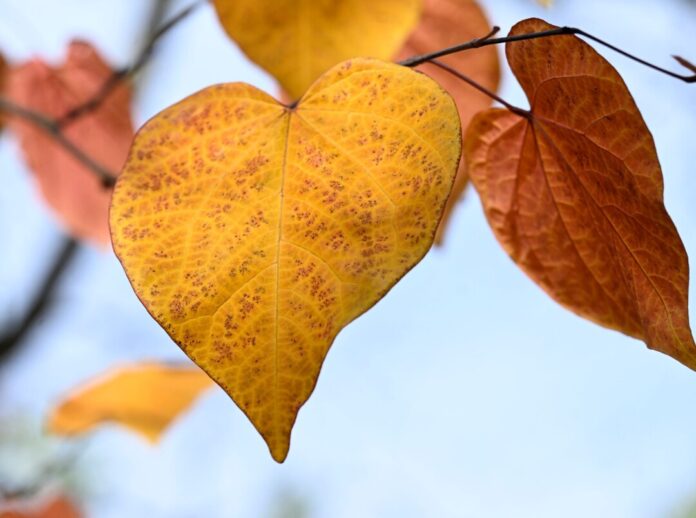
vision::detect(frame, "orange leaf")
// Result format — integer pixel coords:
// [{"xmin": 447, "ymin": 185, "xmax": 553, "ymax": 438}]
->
[
  {"xmin": 0, "ymin": 53, "xmax": 7, "ymax": 131},
  {"xmin": 396, "ymin": 0, "xmax": 500, "ymax": 244},
  {"xmin": 466, "ymin": 19, "xmax": 696, "ymax": 367},
  {"xmin": 0, "ymin": 496, "xmax": 81, "ymax": 518},
  {"xmin": 111, "ymin": 58, "xmax": 461, "ymax": 461},
  {"xmin": 6, "ymin": 41, "xmax": 134, "ymax": 245},
  {"xmin": 47, "ymin": 363, "xmax": 214, "ymax": 442}
]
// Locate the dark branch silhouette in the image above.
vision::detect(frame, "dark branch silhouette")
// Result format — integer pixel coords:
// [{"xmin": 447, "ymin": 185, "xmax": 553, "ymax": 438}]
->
[
  {"xmin": 400, "ymin": 25, "xmax": 696, "ymax": 83},
  {"xmin": 0, "ymin": 0, "xmax": 189, "ymax": 363}
]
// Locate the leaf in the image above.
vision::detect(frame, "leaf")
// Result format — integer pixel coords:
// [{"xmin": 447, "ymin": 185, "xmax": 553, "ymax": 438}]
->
[
  {"xmin": 395, "ymin": 0, "xmax": 500, "ymax": 244},
  {"xmin": 0, "ymin": 52, "xmax": 7, "ymax": 132},
  {"xmin": 211, "ymin": 0, "xmax": 421, "ymax": 99},
  {"xmin": 0, "ymin": 496, "xmax": 81, "ymax": 518},
  {"xmin": 466, "ymin": 19, "xmax": 696, "ymax": 367},
  {"xmin": 48, "ymin": 363, "xmax": 214, "ymax": 442},
  {"xmin": 6, "ymin": 41, "xmax": 133, "ymax": 245},
  {"xmin": 110, "ymin": 58, "xmax": 461, "ymax": 461}
]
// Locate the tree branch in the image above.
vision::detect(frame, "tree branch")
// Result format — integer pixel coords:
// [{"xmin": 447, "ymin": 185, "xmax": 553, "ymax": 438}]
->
[
  {"xmin": 0, "ymin": 238, "xmax": 78, "ymax": 362},
  {"xmin": 0, "ymin": 1, "xmax": 184, "ymax": 363},
  {"xmin": 0, "ymin": 97, "xmax": 118, "ymax": 187},
  {"xmin": 399, "ymin": 25, "xmax": 696, "ymax": 83}
]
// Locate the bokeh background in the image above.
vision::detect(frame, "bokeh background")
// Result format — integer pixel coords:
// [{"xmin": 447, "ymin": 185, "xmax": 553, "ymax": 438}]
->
[{"xmin": 1, "ymin": 0, "xmax": 695, "ymax": 516}]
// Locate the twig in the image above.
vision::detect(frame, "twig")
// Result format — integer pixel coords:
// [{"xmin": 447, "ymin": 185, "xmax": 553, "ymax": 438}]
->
[
  {"xmin": 0, "ymin": 1, "xmax": 180, "ymax": 363},
  {"xmin": 399, "ymin": 25, "xmax": 696, "ymax": 83},
  {"xmin": 0, "ymin": 97, "xmax": 118, "ymax": 187},
  {"xmin": 429, "ymin": 59, "xmax": 530, "ymax": 117},
  {"xmin": 0, "ymin": 238, "xmax": 78, "ymax": 362},
  {"xmin": 56, "ymin": 0, "xmax": 206, "ymax": 127}
]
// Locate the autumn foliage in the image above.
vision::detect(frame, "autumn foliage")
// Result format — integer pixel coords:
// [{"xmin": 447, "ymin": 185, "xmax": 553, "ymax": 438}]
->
[
  {"xmin": 49, "ymin": 363, "xmax": 213, "ymax": 442},
  {"xmin": 1, "ymin": 0, "xmax": 694, "ymax": 466},
  {"xmin": 0, "ymin": 496, "xmax": 81, "ymax": 518},
  {"xmin": 111, "ymin": 59, "xmax": 461, "ymax": 461},
  {"xmin": 466, "ymin": 19, "xmax": 695, "ymax": 367}
]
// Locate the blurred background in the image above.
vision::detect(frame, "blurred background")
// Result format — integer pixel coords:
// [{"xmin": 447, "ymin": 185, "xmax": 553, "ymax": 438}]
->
[{"xmin": 1, "ymin": 0, "xmax": 695, "ymax": 516}]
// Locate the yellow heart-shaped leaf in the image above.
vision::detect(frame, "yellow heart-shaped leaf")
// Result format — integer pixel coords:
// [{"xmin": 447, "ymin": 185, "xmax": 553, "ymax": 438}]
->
[
  {"xmin": 111, "ymin": 58, "xmax": 461, "ymax": 461},
  {"xmin": 212, "ymin": 0, "xmax": 422, "ymax": 99}
]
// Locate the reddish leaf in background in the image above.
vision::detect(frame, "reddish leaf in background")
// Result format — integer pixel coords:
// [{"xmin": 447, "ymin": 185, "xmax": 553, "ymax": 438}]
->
[
  {"xmin": 466, "ymin": 19, "xmax": 696, "ymax": 368},
  {"xmin": 0, "ymin": 495, "xmax": 81, "ymax": 518},
  {"xmin": 396, "ymin": 0, "xmax": 500, "ymax": 244},
  {"xmin": 0, "ymin": 53, "xmax": 7, "ymax": 131},
  {"xmin": 6, "ymin": 41, "xmax": 134, "ymax": 245}
]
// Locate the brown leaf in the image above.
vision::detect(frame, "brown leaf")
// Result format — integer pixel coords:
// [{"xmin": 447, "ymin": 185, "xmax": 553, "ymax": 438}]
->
[
  {"xmin": 396, "ymin": 0, "xmax": 500, "ymax": 244},
  {"xmin": 6, "ymin": 41, "xmax": 133, "ymax": 245},
  {"xmin": 466, "ymin": 19, "xmax": 696, "ymax": 367}
]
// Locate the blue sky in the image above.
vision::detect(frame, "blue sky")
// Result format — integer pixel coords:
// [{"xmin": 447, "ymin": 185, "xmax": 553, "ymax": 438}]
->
[{"xmin": 1, "ymin": 0, "xmax": 695, "ymax": 517}]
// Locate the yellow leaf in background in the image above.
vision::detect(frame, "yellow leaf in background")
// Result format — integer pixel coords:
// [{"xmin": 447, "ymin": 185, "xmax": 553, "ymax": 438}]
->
[
  {"xmin": 536, "ymin": 0, "xmax": 554, "ymax": 6},
  {"xmin": 48, "ymin": 363, "xmax": 214, "ymax": 442},
  {"xmin": 212, "ymin": 0, "xmax": 422, "ymax": 99},
  {"xmin": 111, "ymin": 58, "xmax": 461, "ymax": 462}
]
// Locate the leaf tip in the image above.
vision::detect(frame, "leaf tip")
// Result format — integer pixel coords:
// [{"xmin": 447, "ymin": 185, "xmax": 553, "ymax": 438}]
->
[{"xmin": 269, "ymin": 442, "xmax": 290, "ymax": 464}]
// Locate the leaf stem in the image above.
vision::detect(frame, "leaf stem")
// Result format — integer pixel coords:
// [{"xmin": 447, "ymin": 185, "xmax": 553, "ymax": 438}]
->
[
  {"xmin": 400, "ymin": 26, "xmax": 696, "ymax": 83},
  {"xmin": 0, "ymin": 237, "xmax": 78, "ymax": 362},
  {"xmin": 429, "ymin": 59, "xmax": 530, "ymax": 117}
]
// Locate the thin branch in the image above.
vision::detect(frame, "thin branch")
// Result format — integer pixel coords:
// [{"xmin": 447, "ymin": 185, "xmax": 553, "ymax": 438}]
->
[
  {"xmin": 0, "ymin": 238, "xmax": 78, "ymax": 362},
  {"xmin": 399, "ymin": 26, "xmax": 696, "ymax": 83},
  {"xmin": 429, "ymin": 59, "xmax": 530, "ymax": 117},
  {"xmin": 0, "ymin": 97, "xmax": 118, "ymax": 187},
  {"xmin": 56, "ymin": 0, "xmax": 206, "ymax": 127},
  {"xmin": 0, "ymin": 1, "xmax": 180, "ymax": 363}
]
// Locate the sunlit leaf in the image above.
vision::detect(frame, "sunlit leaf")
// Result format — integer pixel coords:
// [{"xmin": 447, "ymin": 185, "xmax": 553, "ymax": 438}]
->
[
  {"xmin": 466, "ymin": 19, "xmax": 696, "ymax": 367},
  {"xmin": 211, "ymin": 0, "xmax": 421, "ymax": 99},
  {"xmin": 6, "ymin": 41, "xmax": 133, "ymax": 245},
  {"xmin": 396, "ymin": 0, "xmax": 500, "ymax": 244},
  {"xmin": 111, "ymin": 58, "xmax": 461, "ymax": 461},
  {"xmin": 48, "ymin": 363, "xmax": 214, "ymax": 442}
]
